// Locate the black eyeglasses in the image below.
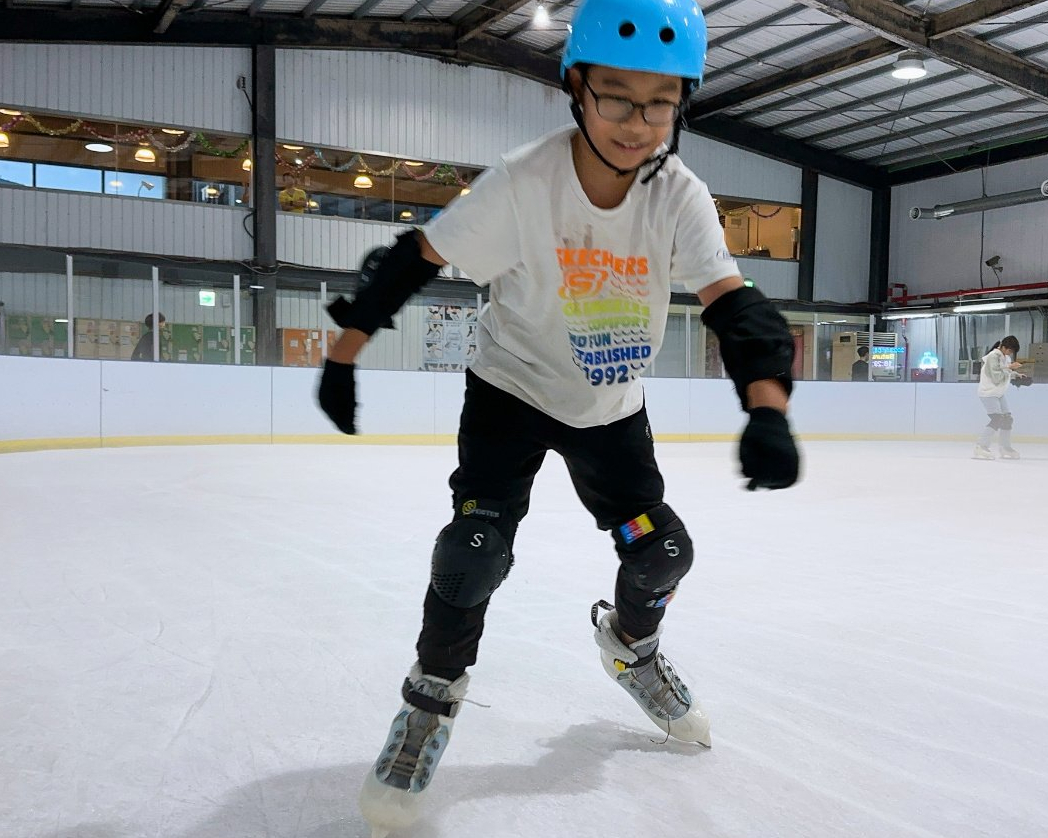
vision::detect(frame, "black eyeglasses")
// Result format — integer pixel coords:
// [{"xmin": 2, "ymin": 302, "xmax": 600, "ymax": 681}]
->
[{"xmin": 583, "ymin": 78, "xmax": 681, "ymax": 127}]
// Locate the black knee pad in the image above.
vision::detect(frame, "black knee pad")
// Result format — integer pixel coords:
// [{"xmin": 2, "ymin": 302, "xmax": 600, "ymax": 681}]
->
[
  {"xmin": 614, "ymin": 504, "xmax": 694, "ymax": 600},
  {"xmin": 430, "ymin": 518, "xmax": 512, "ymax": 608},
  {"xmin": 988, "ymin": 414, "xmax": 1004, "ymax": 430},
  {"xmin": 1000, "ymin": 413, "xmax": 1014, "ymax": 430}
]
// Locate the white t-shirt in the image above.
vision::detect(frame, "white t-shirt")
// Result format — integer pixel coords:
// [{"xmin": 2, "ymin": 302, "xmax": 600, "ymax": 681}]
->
[{"xmin": 424, "ymin": 125, "xmax": 740, "ymax": 428}]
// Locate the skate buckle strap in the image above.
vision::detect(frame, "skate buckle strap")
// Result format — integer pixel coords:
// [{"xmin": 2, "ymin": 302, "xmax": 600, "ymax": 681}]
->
[
  {"xmin": 402, "ymin": 679, "xmax": 460, "ymax": 718},
  {"xmin": 590, "ymin": 599, "xmax": 659, "ymax": 672}
]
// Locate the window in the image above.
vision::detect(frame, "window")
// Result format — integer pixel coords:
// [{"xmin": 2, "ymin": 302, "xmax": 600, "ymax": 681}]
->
[
  {"xmin": 715, "ymin": 196, "xmax": 801, "ymax": 261},
  {"xmin": 0, "ymin": 160, "xmax": 32, "ymax": 186}
]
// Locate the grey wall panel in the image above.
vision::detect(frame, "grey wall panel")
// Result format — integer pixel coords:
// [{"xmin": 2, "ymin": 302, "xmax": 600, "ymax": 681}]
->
[
  {"xmin": 0, "ymin": 189, "xmax": 252, "ymax": 260},
  {"xmin": 678, "ymin": 132, "xmax": 802, "ymax": 205},
  {"xmin": 734, "ymin": 257, "xmax": 799, "ymax": 300},
  {"xmin": 277, "ymin": 50, "xmax": 567, "ymax": 167},
  {"xmin": 0, "ymin": 272, "xmax": 66, "ymax": 316},
  {"xmin": 891, "ymin": 152, "xmax": 1048, "ymax": 298},
  {"xmin": 815, "ymin": 175, "xmax": 872, "ymax": 304},
  {"xmin": 277, "ymin": 214, "xmax": 412, "ymax": 272},
  {"xmin": 0, "ymin": 44, "xmax": 252, "ymax": 133}
]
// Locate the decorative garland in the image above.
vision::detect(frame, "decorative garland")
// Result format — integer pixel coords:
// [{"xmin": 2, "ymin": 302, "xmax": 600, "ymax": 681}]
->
[{"xmin": 1, "ymin": 109, "xmax": 475, "ymax": 186}]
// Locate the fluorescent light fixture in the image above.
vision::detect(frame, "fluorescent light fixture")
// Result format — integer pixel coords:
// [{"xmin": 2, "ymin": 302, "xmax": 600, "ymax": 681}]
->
[
  {"xmin": 134, "ymin": 147, "xmax": 156, "ymax": 163},
  {"xmin": 282, "ymin": 144, "xmax": 304, "ymax": 151},
  {"xmin": 403, "ymin": 161, "xmax": 424, "ymax": 167},
  {"xmin": 534, "ymin": 3, "xmax": 550, "ymax": 28},
  {"xmin": 85, "ymin": 142, "xmax": 114, "ymax": 153},
  {"xmin": 54, "ymin": 318, "xmax": 69, "ymax": 323},
  {"xmin": 953, "ymin": 302, "xmax": 1010, "ymax": 313},
  {"xmin": 883, "ymin": 311, "xmax": 938, "ymax": 320},
  {"xmin": 0, "ymin": 108, "xmax": 22, "ymax": 116},
  {"xmin": 0, "ymin": 132, "xmax": 8, "ymax": 149},
  {"xmin": 354, "ymin": 175, "xmax": 373, "ymax": 189},
  {"xmin": 249, "ymin": 284, "xmax": 265, "ymax": 290},
  {"xmin": 198, "ymin": 290, "xmax": 216, "ymax": 307},
  {"xmin": 891, "ymin": 51, "xmax": 927, "ymax": 80},
  {"xmin": 162, "ymin": 128, "xmax": 185, "ymax": 135}
]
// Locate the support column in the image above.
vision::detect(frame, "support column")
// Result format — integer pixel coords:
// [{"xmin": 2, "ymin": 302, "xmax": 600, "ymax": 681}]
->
[
  {"xmin": 869, "ymin": 186, "xmax": 891, "ymax": 305},
  {"xmin": 798, "ymin": 168, "xmax": 818, "ymax": 302},
  {"xmin": 252, "ymin": 44, "xmax": 279, "ymax": 366}
]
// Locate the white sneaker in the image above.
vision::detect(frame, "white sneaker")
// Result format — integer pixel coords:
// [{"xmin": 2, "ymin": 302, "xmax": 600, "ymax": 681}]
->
[
  {"xmin": 592, "ymin": 600, "xmax": 711, "ymax": 746},
  {"xmin": 359, "ymin": 664, "xmax": 469, "ymax": 837},
  {"xmin": 973, "ymin": 445, "xmax": 995, "ymax": 460},
  {"xmin": 1000, "ymin": 448, "xmax": 1020, "ymax": 460}
]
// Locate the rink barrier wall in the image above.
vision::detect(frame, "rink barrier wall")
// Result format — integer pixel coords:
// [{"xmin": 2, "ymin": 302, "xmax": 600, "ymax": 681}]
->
[{"xmin": 2, "ymin": 356, "xmax": 1047, "ymax": 453}]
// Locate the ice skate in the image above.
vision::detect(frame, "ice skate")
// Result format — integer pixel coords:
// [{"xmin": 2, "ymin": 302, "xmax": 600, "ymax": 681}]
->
[
  {"xmin": 1000, "ymin": 447, "xmax": 1020, "ymax": 460},
  {"xmin": 359, "ymin": 663, "xmax": 469, "ymax": 837},
  {"xmin": 591, "ymin": 600, "xmax": 711, "ymax": 747},
  {"xmin": 973, "ymin": 445, "xmax": 995, "ymax": 460}
]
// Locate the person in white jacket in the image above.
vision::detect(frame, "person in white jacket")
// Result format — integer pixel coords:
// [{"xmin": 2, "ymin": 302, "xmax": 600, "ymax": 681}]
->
[{"xmin": 974, "ymin": 336, "xmax": 1025, "ymax": 459}]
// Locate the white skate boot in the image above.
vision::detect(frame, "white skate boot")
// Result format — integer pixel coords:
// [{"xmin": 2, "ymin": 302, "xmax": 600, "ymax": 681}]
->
[
  {"xmin": 592, "ymin": 600, "xmax": 711, "ymax": 747},
  {"xmin": 973, "ymin": 445, "xmax": 995, "ymax": 460},
  {"xmin": 359, "ymin": 663, "xmax": 469, "ymax": 838},
  {"xmin": 1000, "ymin": 447, "xmax": 1020, "ymax": 460}
]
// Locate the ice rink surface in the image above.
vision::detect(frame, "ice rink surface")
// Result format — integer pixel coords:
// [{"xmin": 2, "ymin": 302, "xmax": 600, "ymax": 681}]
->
[{"xmin": 2, "ymin": 440, "xmax": 1047, "ymax": 838}]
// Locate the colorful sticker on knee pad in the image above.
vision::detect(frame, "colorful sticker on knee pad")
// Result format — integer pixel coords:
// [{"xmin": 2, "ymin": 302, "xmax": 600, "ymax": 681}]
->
[
  {"xmin": 619, "ymin": 513, "xmax": 655, "ymax": 544},
  {"xmin": 646, "ymin": 590, "xmax": 676, "ymax": 609}
]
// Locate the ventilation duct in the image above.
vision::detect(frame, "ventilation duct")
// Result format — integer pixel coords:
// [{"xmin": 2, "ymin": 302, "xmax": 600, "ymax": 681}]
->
[{"xmin": 910, "ymin": 180, "xmax": 1048, "ymax": 220}]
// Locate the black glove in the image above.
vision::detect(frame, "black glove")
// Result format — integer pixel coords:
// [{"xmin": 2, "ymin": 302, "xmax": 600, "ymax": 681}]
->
[
  {"xmin": 1011, "ymin": 375, "xmax": 1032, "ymax": 388},
  {"xmin": 317, "ymin": 360, "xmax": 357, "ymax": 434},
  {"xmin": 739, "ymin": 407, "xmax": 799, "ymax": 491}
]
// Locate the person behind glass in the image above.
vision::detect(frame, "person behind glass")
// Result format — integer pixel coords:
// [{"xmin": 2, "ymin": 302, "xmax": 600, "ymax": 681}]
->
[
  {"xmin": 316, "ymin": 1, "xmax": 800, "ymax": 832},
  {"xmin": 851, "ymin": 345, "xmax": 870, "ymax": 381},
  {"xmin": 130, "ymin": 312, "xmax": 165, "ymax": 362},
  {"xmin": 974, "ymin": 335, "xmax": 1027, "ymax": 460},
  {"xmin": 278, "ymin": 172, "xmax": 308, "ymax": 213}
]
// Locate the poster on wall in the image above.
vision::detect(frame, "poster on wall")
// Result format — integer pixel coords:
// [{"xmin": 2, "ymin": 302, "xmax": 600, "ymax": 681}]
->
[{"xmin": 423, "ymin": 302, "xmax": 478, "ymax": 372}]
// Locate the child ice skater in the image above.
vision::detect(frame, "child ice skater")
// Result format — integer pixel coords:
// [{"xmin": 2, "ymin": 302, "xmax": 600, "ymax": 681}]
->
[
  {"xmin": 317, "ymin": 0, "xmax": 800, "ymax": 832},
  {"xmin": 974, "ymin": 336, "xmax": 1028, "ymax": 460}
]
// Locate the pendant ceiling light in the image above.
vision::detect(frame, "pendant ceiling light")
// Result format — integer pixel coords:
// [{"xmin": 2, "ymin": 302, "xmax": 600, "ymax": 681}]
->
[
  {"xmin": 134, "ymin": 147, "xmax": 156, "ymax": 163},
  {"xmin": 891, "ymin": 51, "xmax": 927, "ymax": 80},
  {"xmin": 354, "ymin": 175, "xmax": 373, "ymax": 189}
]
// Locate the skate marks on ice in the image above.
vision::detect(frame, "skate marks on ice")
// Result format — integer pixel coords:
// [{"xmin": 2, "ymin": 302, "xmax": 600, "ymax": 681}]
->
[{"xmin": 30, "ymin": 723, "xmax": 708, "ymax": 838}]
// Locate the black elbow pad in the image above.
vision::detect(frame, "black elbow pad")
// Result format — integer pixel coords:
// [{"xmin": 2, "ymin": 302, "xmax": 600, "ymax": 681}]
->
[
  {"xmin": 328, "ymin": 231, "xmax": 441, "ymax": 336},
  {"xmin": 700, "ymin": 286, "xmax": 794, "ymax": 411}
]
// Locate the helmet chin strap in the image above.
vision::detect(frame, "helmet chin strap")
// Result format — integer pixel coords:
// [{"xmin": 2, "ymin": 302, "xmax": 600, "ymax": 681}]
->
[{"xmin": 568, "ymin": 97, "xmax": 686, "ymax": 186}]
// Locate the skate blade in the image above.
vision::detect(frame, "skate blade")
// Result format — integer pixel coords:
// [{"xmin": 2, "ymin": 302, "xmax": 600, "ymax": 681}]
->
[{"xmin": 360, "ymin": 770, "xmax": 426, "ymax": 838}]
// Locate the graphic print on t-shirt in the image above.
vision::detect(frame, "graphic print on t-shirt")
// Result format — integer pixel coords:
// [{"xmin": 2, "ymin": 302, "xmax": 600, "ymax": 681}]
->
[{"xmin": 557, "ymin": 227, "xmax": 653, "ymax": 387}]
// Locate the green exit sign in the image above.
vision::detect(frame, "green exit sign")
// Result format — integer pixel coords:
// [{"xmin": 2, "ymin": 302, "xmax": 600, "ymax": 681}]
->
[{"xmin": 199, "ymin": 290, "xmax": 216, "ymax": 307}]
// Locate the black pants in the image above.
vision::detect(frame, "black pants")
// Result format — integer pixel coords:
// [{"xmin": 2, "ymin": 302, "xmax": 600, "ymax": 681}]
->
[{"xmin": 417, "ymin": 370, "xmax": 681, "ymax": 679}]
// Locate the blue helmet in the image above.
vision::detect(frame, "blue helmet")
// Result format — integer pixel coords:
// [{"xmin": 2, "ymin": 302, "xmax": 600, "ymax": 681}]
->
[{"xmin": 561, "ymin": 0, "xmax": 708, "ymax": 91}]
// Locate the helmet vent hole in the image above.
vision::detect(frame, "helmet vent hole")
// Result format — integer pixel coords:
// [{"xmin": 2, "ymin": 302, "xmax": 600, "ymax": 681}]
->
[
  {"xmin": 659, "ymin": 27, "xmax": 676, "ymax": 43},
  {"xmin": 618, "ymin": 21, "xmax": 636, "ymax": 38}
]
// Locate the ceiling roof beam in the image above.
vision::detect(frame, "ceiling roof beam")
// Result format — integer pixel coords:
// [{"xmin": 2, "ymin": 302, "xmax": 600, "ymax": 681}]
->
[
  {"xmin": 760, "ymin": 13, "xmax": 1048, "ymax": 133},
  {"xmin": 453, "ymin": 0, "xmax": 531, "ymax": 42},
  {"xmin": 875, "ymin": 111, "xmax": 1048, "ymax": 166},
  {"xmin": 403, "ymin": 0, "xmax": 440, "ymax": 23},
  {"xmin": 803, "ymin": 82, "xmax": 1005, "ymax": 142},
  {"xmin": 0, "ymin": 9, "xmax": 457, "ymax": 49},
  {"xmin": 834, "ymin": 97, "xmax": 1047, "ymax": 154},
  {"xmin": 693, "ymin": 114, "xmax": 883, "ymax": 186},
  {"xmin": 456, "ymin": 32, "xmax": 561, "ymax": 85},
  {"xmin": 689, "ymin": 37, "xmax": 896, "ymax": 118},
  {"xmin": 797, "ymin": 0, "xmax": 1048, "ymax": 103},
  {"xmin": 928, "ymin": 0, "xmax": 1045, "ymax": 39},
  {"xmin": 152, "ymin": 0, "xmax": 193, "ymax": 34},
  {"xmin": 884, "ymin": 133, "xmax": 1048, "ymax": 183}
]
